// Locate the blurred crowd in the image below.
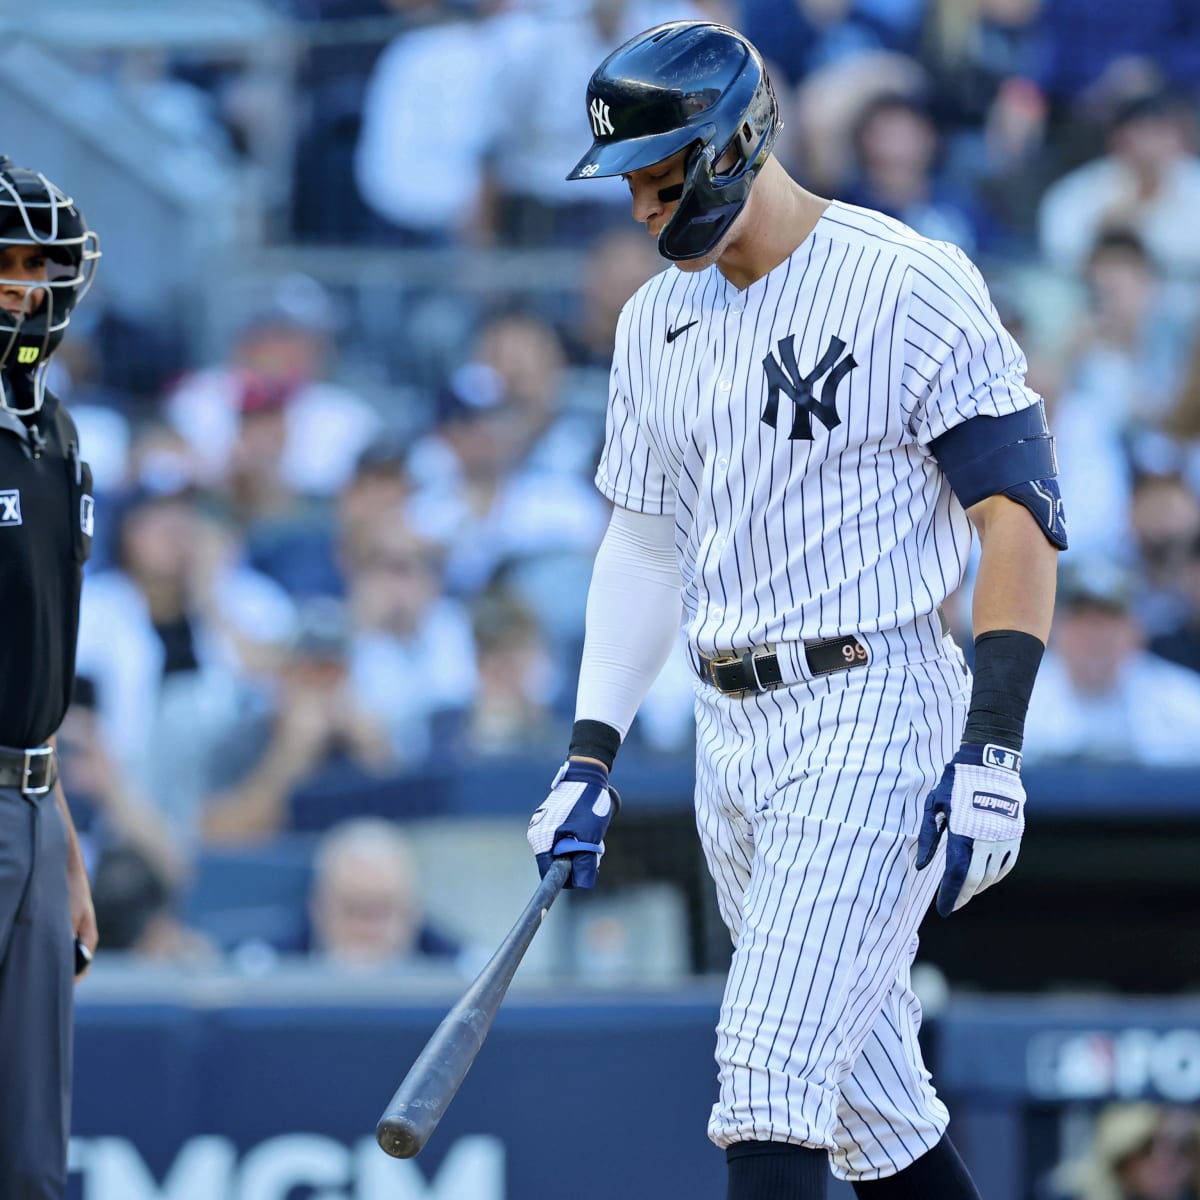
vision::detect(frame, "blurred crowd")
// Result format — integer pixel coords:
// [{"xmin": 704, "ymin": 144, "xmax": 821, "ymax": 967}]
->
[
  {"xmin": 40, "ymin": 0, "xmax": 1200, "ymax": 970},
  {"xmin": 1044, "ymin": 1102, "xmax": 1200, "ymax": 1200}
]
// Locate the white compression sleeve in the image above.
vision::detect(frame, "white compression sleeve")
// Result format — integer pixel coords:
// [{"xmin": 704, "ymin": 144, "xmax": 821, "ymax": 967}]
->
[{"xmin": 576, "ymin": 506, "xmax": 683, "ymax": 740}]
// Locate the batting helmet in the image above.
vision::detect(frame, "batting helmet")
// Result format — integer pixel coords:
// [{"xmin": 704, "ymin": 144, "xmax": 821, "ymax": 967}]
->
[
  {"xmin": 0, "ymin": 156, "xmax": 100, "ymax": 415},
  {"xmin": 566, "ymin": 22, "xmax": 781, "ymax": 262}
]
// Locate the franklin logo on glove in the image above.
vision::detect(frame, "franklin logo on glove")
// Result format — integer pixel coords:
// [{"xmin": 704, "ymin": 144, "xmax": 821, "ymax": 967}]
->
[{"xmin": 971, "ymin": 791, "xmax": 1020, "ymax": 817}]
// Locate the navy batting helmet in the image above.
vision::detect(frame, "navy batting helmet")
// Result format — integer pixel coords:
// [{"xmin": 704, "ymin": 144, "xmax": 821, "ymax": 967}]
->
[
  {"xmin": 0, "ymin": 156, "xmax": 100, "ymax": 414},
  {"xmin": 566, "ymin": 22, "xmax": 781, "ymax": 262}
]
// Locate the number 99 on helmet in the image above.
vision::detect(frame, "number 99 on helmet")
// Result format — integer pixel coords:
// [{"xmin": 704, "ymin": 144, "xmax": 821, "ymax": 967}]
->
[{"xmin": 566, "ymin": 21, "xmax": 782, "ymax": 262}]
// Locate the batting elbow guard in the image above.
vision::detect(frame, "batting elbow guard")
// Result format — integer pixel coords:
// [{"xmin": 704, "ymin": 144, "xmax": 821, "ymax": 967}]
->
[
  {"xmin": 999, "ymin": 477, "xmax": 1068, "ymax": 550},
  {"xmin": 930, "ymin": 403, "xmax": 1068, "ymax": 550}
]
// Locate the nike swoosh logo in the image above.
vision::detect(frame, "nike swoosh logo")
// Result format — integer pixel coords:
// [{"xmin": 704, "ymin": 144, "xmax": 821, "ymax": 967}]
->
[{"xmin": 666, "ymin": 320, "xmax": 698, "ymax": 344}]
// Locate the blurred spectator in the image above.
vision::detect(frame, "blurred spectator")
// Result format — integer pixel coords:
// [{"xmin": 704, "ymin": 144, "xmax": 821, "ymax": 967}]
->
[
  {"xmin": 291, "ymin": 0, "xmax": 396, "ymax": 242},
  {"xmin": 462, "ymin": 586, "xmax": 563, "ymax": 757},
  {"xmin": 75, "ymin": 457, "xmax": 298, "ymax": 804},
  {"xmin": 1023, "ymin": 560, "xmax": 1200, "ymax": 766},
  {"xmin": 89, "ymin": 842, "xmax": 219, "ymax": 965},
  {"xmin": 308, "ymin": 817, "xmax": 467, "ymax": 970},
  {"xmin": 787, "ymin": 49, "xmax": 929, "ymax": 195},
  {"xmin": 1037, "ymin": 89, "xmax": 1200, "ymax": 280},
  {"xmin": 430, "ymin": 325, "xmax": 546, "ymax": 480},
  {"xmin": 559, "ymin": 227, "xmax": 664, "ymax": 370},
  {"xmin": 60, "ymin": 676, "xmax": 185, "ymax": 887},
  {"xmin": 165, "ymin": 275, "xmax": 382, "ymax": 496},
  {"xmin": 744, "ymin": 0, "xmax": 927, "ymax": 89},
  {"xmin": 482, "ymin": 0, "xmax": 714, "ymax": 246},
  {"xmin": 842, "ymin": 91, "xmax": 992, "ymax": 251},
  {"xmin": 336, "ymin": 432, "xmax": 414, "ymax": 569},
  {"xmin": 406, "ymin": 358, "xmax": 608, "ymax": 601},
  {"xmin": 51, "ymin": 302, "xmax": 187, "ymax": 421},
  {"xmin": 114, "ymin": 48, "xmax": 238, "ymax": 161},
  {"xmin": 473, "ymin": 310, "xmax": 602, "ymax": 475},
  {"xmin": 223, "ymin": 369, "xmax": 342, "ymax": 597},
  {"xmin": 224, "ymin": 372, "xmax": 309, "ymax": 525},
  {"xmin": 201, "ymin": 596, "xmax": 393, "ymax": 844},
  {"xmin": 344, "ymin": 517, "xmax": 477, "ymax": 760},
  {"xmin": 1162, "ymin": 330, "xmax": 1200, "ymax": 490},
  {"xmin": 1128, "ymin": 472, "xmax": 1200, "ymax": 635},
  {"xmin": 354, "ymin": 1, "xmax": 494, "ymax": 244},
  {"xmin": 1046, "ymin": 1102, "xmax": 1200, "ymax": 1200},
  {"xmin": 1070, "ymin": 230, "xmax": 1191, "ymax": 420},
  {"xmin": 922, "ymin": 0, "xmax": 1048, "ymax": 146},
  {"xmin": 1148, "ymin": 530, "xmax": 1200, "ymax": 674},
  {"xmin": 1051, "ymin": 231, "xmax": 1194, "ymax": 555},
  {"xmin": 1031, "ymin": 1, "xmax": 1200, "ymax": 107}
]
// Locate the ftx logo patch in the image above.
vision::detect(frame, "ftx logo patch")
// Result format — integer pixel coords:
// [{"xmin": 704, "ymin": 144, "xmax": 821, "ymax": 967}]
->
[{"xmin": 0, "ymin": 489, "xmax": 21, "ymax": 526}]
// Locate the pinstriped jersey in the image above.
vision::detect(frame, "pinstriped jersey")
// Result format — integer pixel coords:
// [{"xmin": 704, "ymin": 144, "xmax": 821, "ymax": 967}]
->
[{"xmin": 595, "ymin": 200, "xmax": 1044, "ymax": 657}]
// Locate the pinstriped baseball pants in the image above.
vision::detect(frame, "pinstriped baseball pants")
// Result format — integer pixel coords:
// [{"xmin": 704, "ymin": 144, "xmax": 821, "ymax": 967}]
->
[{"xmin": 695, "ymin": 635, "xmax": 971, "ymax": 1180}]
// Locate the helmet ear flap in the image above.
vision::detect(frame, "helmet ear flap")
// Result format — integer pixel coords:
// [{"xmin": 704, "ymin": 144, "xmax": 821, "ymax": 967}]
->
[{"xmin": 657, "ymin": 140, "xmax": 761, "ymax": 262}]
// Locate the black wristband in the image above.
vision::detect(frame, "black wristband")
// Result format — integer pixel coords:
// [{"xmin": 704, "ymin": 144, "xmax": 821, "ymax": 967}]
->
[
  {"xmin": 962, "ymin": 629, "xmax": 1045, "ymax": 751},
  {"xmin": 568, "ymin": 719, "xmax": 622, "ymax": 771}
]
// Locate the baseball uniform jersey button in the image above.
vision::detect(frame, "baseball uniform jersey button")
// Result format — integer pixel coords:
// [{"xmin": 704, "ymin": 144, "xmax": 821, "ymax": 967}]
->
[{"xmin": 718, "ymin": 379, "xmax": 732, "ymax": 391}]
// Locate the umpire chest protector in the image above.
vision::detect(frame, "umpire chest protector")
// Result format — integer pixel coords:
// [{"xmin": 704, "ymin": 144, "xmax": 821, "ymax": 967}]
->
[{"xmin": 0, "ymin": 392, "xmax": 93, "ymax": 746}]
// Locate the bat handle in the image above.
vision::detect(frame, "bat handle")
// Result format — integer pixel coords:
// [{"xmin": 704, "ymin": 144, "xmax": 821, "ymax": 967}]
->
[{"xmin": 528, "ymin": 854, "xmax": 573, "ymax": 912}]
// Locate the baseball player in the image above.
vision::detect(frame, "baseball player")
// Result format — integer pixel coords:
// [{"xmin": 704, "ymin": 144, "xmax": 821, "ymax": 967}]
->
[{"xmin": 526, "ymin": 22, "xmax": 1067, "ymax": 1200}]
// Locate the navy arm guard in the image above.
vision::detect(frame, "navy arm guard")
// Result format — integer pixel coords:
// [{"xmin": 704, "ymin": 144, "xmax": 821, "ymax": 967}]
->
[{"xmin": 929, "ymin": 403, "xmax": 1068, "ymax": 549}]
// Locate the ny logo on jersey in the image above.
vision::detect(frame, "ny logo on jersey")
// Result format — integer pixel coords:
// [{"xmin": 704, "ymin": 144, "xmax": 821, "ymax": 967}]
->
[
  {"xmin": 760, "ymin": 334, "xmax": 857, "ymax": 441},
  {"xmin": 589, "ymin": 98, "xmax": 614, "ymax": 138}
]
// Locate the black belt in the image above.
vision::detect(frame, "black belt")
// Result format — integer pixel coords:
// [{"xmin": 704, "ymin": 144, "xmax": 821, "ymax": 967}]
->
[
  {"xmin": 698, "ymin": 634, "xmax": 870, "ymax": 696},
  {"xmin": 0, "ymin": 744, "xmax": 58, "ymax": 796}
]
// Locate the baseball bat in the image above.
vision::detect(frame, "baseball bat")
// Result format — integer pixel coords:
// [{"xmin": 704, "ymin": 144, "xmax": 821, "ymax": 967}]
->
[{"xmin": 375, "ymin": 856, "xmax": 573, "ymax": 1159}]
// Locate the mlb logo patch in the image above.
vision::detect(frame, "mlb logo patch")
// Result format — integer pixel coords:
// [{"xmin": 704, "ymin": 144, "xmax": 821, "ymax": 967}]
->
[
  {"xmin": 0, "ymin": 489, "xmax": 21, "ymax": 526},
  {"xmin": 983, "ymin": 744, "xmax": 1022, "ymax": 772},
  {"xmin": 80, "ymin": 493, "xmax": 94, "ymax": 537}
]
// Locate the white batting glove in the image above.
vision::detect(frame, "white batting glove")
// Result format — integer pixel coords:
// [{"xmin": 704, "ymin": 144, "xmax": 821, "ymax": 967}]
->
[{"xmin": 915, "ymin": 743, "xmax": 1025, "ymax": 916}]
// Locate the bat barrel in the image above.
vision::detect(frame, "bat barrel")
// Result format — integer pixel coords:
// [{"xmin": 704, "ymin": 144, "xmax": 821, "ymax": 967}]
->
[{"xmin": 375, "ymin": 857, "xmax": 573, "ymax": 1158}]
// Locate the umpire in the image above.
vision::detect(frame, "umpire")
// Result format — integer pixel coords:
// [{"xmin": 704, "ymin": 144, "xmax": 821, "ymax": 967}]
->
[{"xmin": 0, "ymin": 156, "xmax": 101, "ymax": 1199}]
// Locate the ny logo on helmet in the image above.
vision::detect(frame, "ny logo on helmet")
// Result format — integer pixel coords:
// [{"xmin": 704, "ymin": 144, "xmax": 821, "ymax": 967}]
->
[
  {"xmin": 760, "ymin": 334, "xmax": 857, "ymax": 441},
  {"xmin": 589, "ymin": 98, "xmax": 614, "ymax": 138}
]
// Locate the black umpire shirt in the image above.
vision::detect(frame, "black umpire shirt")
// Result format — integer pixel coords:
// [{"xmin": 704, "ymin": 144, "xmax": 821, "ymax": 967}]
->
[{"xmin": 0, "ymin": 387, "xmax": 92, "ymax": 748}]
